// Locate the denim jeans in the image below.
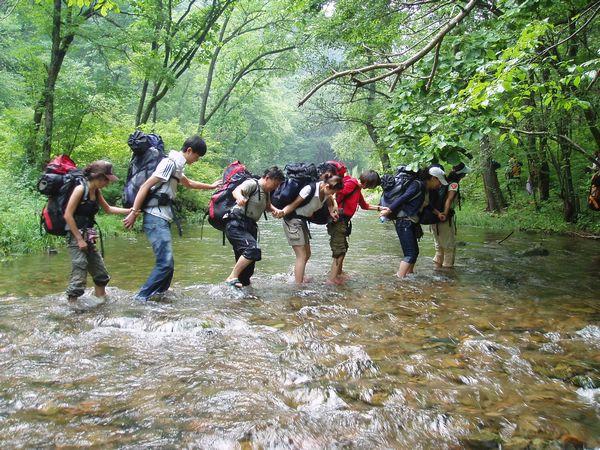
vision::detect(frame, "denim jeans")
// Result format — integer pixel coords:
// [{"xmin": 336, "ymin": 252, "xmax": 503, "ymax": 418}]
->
[
  {"xmin": 395, "ymin": 218, "xmax": 419, "ymax": 264},
  {"xmin": 138, "ymin": 213, "xmax": 174, "ymax": 300}
]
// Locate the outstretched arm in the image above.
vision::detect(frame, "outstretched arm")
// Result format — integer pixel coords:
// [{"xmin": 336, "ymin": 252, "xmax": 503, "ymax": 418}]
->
[
  {"xmin": 382, "ymin": 182, "xmax": 421, "ymax": 216},
  {"xmin": 98, "ymin": 191, "xmax": 131, "ymax": 215},
  {"xmin": 180, "ymin": 175, "xmax": 221, "ymax": 190}
]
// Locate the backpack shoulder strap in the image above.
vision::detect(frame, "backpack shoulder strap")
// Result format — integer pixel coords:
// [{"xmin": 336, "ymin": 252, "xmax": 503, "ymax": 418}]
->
[
  {"xmin": 408, "ymin": 180, "xmax": 423, "ymax": 202},
  {"xmin": 80, "ymin": 178, "xmax": 90, "ymax": 201}
]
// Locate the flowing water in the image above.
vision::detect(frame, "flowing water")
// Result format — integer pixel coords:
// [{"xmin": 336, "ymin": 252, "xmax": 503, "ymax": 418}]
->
[{"xmin": 0, "ymin": 213, "xmax": 599, "ymax": 448}]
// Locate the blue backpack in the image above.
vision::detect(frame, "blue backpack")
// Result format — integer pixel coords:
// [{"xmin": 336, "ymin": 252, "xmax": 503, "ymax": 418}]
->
[{"xmin": 122, "ymin": 131, "xmax": 166, "ymax": 208}]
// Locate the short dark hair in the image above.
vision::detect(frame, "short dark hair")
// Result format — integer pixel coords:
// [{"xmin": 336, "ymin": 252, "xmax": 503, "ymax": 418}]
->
[
  {"xmin": 264, "ymin": 166, "xmax": 285, "ymax": 182},
  {"xmin": 359, "ymin": 170, "xmax": 381, "ymax": 189},
  {"xmin": 182, "ymin": 135, "xmax": 207, "ymax": 156}
]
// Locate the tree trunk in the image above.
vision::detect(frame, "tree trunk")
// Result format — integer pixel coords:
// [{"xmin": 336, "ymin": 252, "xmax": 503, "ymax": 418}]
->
[
  {"xmin": 365, "ymin": 122, "xmax": 391, "ymax": 172},
  {"xmin": 135, "ymin": 79, "xmax": 149, "ymax": 127},
  {"xmin": 583, "ymin": 107, "xmax": 600, "ymax": 152},
  {"xmin": 556, "ymin": 118, "xmax": 579, "ymax": 222},
  {"xmin": 198, "ymin": 14, "xmax": 230, "ymax": 133},
  {"xmin": 29, "ymin": 1, "xmax": 79, "ymax": 165},
  {"xmin": 524, "ymin": 132, "xmax": 539, "ymax": 208},
  {"xmin": 539, "ymin": 136, "xmax": 550, "ymax": 201},
  {"xmin": 480, "ymin": 135, "xmax": 506, "ymax": 212}
]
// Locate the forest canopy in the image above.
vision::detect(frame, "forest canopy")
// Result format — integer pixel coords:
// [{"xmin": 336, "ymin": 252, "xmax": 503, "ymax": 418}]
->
[{"xmin": 0, "ymin": 0, "xmax": 599, "ymax": 255}]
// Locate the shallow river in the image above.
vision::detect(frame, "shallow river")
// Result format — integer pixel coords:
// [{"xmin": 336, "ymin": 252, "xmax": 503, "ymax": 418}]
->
[{"xmin": 1, "ymin": 213, "xmax": 599, "ymax": 448}]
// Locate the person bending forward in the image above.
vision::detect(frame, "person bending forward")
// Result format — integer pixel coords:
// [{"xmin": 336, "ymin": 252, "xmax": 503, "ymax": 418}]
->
[{"xmin": 224, "ymin": 167, "xmax": 285, "ymax": 288}]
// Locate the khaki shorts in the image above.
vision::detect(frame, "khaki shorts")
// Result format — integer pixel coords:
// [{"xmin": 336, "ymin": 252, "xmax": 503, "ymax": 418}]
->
[
  {"xmin": 283, "ymin": 217, "xmax": 310, "ymax": 246},
  {"xmin": 327, "ymin": 220, "xmax": 349, "ymax": 257}
]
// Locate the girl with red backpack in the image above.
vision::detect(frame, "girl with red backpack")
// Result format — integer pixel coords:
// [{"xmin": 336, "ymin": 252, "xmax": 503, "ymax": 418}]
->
[
  {"xmin": 319, "ymin": 164, "xmax": 388, "ymax": 284},
  {"xmin": 63, "ymin": 161, "xmax": 131, "ymax": 303}
]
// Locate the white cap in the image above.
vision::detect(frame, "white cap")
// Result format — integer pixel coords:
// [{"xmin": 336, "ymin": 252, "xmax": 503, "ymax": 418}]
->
[{"xmin": 428, "ymin": 166, "xmax": 448, "ymax": 185}]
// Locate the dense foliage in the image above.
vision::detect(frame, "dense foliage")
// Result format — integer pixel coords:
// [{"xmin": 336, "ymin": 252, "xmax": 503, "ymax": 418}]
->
[{"xmin": 0, "ymin": 0, "xmax": 598, "ymax": 256}]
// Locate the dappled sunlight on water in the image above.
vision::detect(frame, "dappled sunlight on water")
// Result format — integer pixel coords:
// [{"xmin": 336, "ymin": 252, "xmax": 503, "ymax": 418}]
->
[{"xmin": 0, "ymin": 213, "xmax": 599, "ymax": 447}]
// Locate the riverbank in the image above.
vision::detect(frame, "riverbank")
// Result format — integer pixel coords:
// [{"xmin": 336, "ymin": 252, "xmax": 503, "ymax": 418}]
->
[
  {"xmin": 457, "ymin": 196, "xmax": 600, "ymax": 236},
  {"xmin": 3, "ymin": 171, "xmax": 599, "ymax": 259}
]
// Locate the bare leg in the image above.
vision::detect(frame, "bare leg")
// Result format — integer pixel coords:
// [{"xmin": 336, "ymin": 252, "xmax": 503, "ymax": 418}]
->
[
  {"xmin": 329, "ymin": 255, "xmax": 342, "ymax": 282},
  {"xmin": 226, "ymin": 255, "xmax": 253, "ymax": 282},
  {"xmin": 94, "ymin": 285, "xmax": 106, "ymax": 298},
  {"xmin": 292, "ymin": 244, "xmax": 310, "ymax": 284},
  {"xmin": 396, "ymin": 261, "xmax": 413, "ymax": 278}
]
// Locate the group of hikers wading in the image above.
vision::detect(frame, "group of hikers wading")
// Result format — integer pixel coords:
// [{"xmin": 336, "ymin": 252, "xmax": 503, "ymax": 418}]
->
[{"xmin": 39, "ymin": 132, "xmax": 470, "ymax": 304}]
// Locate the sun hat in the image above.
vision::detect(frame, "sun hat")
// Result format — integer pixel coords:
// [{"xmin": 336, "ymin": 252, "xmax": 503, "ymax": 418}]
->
[{"xmin": 87, "ymin": 160, "xmax": 118, "ymax": 181}]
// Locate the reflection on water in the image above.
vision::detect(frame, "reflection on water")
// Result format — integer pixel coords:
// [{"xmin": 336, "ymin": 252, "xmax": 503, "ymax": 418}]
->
[{"xmin": 0, "ymin": 213, "xmax": 599, "ymax": 447}]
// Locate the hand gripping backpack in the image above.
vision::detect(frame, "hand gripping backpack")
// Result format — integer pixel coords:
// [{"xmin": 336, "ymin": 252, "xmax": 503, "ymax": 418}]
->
[{"xmin": 38, "ymin": 155, "xmax": 86, "ymax": 235}]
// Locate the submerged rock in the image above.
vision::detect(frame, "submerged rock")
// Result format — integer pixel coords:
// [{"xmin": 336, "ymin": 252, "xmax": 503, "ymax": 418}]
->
[
  {"xmin": 519, "ymin": 245, "xmax": 549, "ymax": 257},
  {"xmin": 461, "ymin": 430, "xmax": 501, "ymax": 449},
  {"xmin": 503, "ymin": 437, "xmax": 530, "ymax": 450},
  {"xmin": 560, "ymin": 434, "xmax": 586, "ymax": 450}
]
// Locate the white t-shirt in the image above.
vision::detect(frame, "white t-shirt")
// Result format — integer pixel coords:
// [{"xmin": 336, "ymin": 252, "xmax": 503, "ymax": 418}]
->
[
  {"xmin": 296, "ymin": 181, "xmax": 327, "ymax": 217},
  {"xmin": 144, "ymin": 150, "xmax": 186, "ymax": 222}
]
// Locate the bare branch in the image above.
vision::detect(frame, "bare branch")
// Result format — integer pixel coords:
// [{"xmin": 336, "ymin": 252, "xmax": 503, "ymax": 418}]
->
[
  {"xmin": 538, "ymin": 1, "xmax": 600, "ymax": 58},
  {"xmin": 502, "ymin": 127, "xmax": 598, "ymax": 164},
  {"xmin": 298, "ymin": 0, "xmax": 478, "ymax": 106},
  {"xmin": 424, "ymin": 37, "xmax": 442, "ymax": 92}
]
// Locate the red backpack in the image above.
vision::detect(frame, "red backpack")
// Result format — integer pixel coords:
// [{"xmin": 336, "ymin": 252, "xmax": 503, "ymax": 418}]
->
[
  {"xmin": 207, "ymin": 161, "xmax": 256, "ymax": 233},
  {"xmin": 38, "ymin": 155, "xmax": 85, "ymax": 235}
]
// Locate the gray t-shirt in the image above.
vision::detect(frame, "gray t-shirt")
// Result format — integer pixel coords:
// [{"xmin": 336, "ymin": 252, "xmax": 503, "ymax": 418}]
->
[
  {"xmin": 144, "ymin": 150, "xmax": 186, "ymax": 222},
  {"xmin": 231, "ymin": 179, "xmax": 268, "ymax": 222}
]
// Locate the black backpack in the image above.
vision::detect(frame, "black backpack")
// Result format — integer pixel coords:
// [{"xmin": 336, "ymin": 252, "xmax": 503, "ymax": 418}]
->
[
  {"xmin": 271, "ymin": 163, "xmax": 318, "ymax": 210},
  {"xmin": 38, "ymin": 155, "xmax": 86, "ymax": 236},
  {"xmin": 380, "ymin": 166, "xmax": 418, "ymax": 209},
  {"xmin": 122, "ymin": 130, "xmax": 166, "ymax": 208}
]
